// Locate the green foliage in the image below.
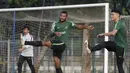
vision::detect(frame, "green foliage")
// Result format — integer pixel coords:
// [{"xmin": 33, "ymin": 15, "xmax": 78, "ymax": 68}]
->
[
  {"xmin": 6, "ymin": 0, "xmax": 130, "ymax": 15},
  {"xmin": 8, "ymin": 0, "xmax": 41, "ymax": 8}
]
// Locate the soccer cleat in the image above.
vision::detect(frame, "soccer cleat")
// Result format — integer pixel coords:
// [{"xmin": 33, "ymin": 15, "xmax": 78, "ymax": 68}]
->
[
  {"xmin": 20, "ymin": 33, "xmax": 25, "ymax": 46},
  {"xmin": 84, "ymin": 40, "xmax": 91, "ymax": 53}
]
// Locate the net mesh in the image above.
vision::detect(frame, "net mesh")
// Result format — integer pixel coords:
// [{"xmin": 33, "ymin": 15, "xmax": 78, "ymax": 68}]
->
[
  {"xmin": 0, "ymin": 5, "xmax": 129, "ymax": 73},
  {"xmin": 0, "ymin": 6, "xmax": 105, "ymax": 73}
]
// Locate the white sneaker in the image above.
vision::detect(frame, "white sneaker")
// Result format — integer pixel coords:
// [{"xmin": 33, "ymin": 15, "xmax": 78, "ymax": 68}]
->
[
  {"xmin": 84, "ymin": 40, "xmax": 91, "ymax": 54},
  {"xmin": 20, "ymin": 33, "xmax": 25, "ymax": 46}
]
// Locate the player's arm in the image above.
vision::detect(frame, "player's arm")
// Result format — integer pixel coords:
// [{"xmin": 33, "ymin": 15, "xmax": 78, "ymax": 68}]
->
[
  {"xmin": 51, "ymin": 22, "xmax": 62, "ymax": 36},
  {"xmin": 97, "ymin": 29, "xmax": 118, "ymax": 37},
  {"xmin": 50, "ymin": 22, "xmax": 58, "ymax": 37},
  {"xmin": 75, "ymin": 24, "xmax": 94, "ymax": 30},
  {"xmin": 97, "ymin": 21, "xmax": 123, "ymax": 38}
]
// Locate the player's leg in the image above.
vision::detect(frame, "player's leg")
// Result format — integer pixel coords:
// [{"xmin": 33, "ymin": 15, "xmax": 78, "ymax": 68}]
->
[
  {"xmin": 25, "ymin": 57, "xmax": 35, "ymax": 73},
  {"xmin": 17, "ymin": 55, "xmax": 26, "ymax": 73},
  {"xmin": 24, "ymin": 41, "xmax": 44, "ymax": 46},
  {"xmin": 53, "ymin": 56, "xmax": 62, "ymax": 73},
  {"xmin": 21, "ymin": 33, "xmax": 55, "ymax": 47},
  {"xmin": 51, "ymin": 43, "xmax": 66, "ymax": 73},
  {"xmin": 87, "ymin": 41, "xmax": 116, "ymax": 52},
  {"xmin": 23, "ymin": 40, "xmax": 51, "ymax": 48},
  {"xmin": 116, "ymin": 46, "xmax": 125, "ymax": 73}
]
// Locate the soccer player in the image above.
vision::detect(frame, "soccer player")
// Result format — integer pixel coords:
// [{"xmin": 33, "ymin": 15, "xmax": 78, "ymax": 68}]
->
[
  {"xmin": 18, "ymin": 25, "xmax": 35, "ymax": 73},
  {"xmin": 22, "ymin": 11, "xmax": 94, "ymax": 73},
  {"xmin": 85, "ymin": 9, "xmax": 127, "ymax": 73}
]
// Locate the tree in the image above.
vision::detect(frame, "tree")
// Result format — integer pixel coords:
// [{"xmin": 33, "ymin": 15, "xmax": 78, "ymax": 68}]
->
[
  {"xmin": 0, "ymin": 0, "xmax": 8, "ymax": 8},
  {"xmin": 8, "ymin": 0, "xmax": 43, "ymax": 8}
]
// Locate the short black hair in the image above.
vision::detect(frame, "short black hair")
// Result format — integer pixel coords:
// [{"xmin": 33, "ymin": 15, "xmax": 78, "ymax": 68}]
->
[
  {"xmin": 60, "ymin": 11, "xmax": 68, "ymax": 16},
  {"xmin": 23, "ymin": 24, "xmax": 30, "ymax": 30},
  {"xmin": 111, "ymin": 8, "xmax": 122, "ymax": 15}
]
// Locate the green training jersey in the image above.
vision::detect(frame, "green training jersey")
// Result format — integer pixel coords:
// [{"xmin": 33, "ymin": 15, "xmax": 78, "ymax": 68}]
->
[
  {"xmin": 51, "ymin": 20, "xmax": 76, "ymax": 42},
  {"xmin": 114, "ymin": 19, "xmax": 127, "ymax": 49}
]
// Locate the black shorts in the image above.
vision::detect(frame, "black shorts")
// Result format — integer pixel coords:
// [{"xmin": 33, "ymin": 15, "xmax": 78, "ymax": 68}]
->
[{"xmin": 51, "ymin": 40, "xmax": 66, "ymax": 59}]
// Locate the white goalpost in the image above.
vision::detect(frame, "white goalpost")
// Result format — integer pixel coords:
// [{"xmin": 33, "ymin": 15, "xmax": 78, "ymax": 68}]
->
[
  {"xmin": 0, "ymin": 3, "xmax": 109, "ymax": 73},
  {"xmin": 104, "ymin": 3, "xmax": 109, "ymax": 73}
]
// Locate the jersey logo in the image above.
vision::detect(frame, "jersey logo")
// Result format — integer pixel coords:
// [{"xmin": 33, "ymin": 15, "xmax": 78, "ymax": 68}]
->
[{"xmin": 65, "ymin": 26, "xmax": 68, "ymax": 29}]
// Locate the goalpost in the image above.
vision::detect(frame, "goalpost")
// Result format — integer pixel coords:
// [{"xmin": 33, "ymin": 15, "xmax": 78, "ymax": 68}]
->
[
  {"xmin": 0, "ymin": 3, "xmax": 109, "ymax": 73},
  {"xmin": 104, "ymin": 3, "xmax": 109, "ymax": 73}
]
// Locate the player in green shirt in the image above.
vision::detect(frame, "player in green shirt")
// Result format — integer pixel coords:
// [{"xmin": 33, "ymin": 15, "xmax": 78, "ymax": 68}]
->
[
  {"xmin": 85, "ymin": 9, "xmax": 127, "ymax": 73},
  {"xmin": 22, "ymin": 11, "xmax": 94, "ymax": 73}
]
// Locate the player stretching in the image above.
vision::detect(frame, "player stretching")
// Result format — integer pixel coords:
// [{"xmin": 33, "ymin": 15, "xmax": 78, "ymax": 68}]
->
[
  {"xmin": 85, "ymin": 9, "xmax": 127, "ymax": 73},
  {"xmin": 22, "ymin": 11, "xmax": 94, "ymax": 73}
]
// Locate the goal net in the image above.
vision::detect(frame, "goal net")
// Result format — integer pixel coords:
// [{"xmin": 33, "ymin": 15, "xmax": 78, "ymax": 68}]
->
[{"xmin": 0, "ymin": 3, "xmax": 111, "ymax": 73}]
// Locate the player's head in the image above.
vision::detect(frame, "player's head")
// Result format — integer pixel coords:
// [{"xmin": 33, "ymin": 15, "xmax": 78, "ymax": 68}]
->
[
  {"xmin": 59, "ymin": 11, "xmax": 68, "ymax": 22},
  {"xmin": 111, "ymin": 9, "xmax": 121, "ymax": 22},
  {"xmin": 23, "ymin": 25, "xmax": 30, "ymax": 35}
]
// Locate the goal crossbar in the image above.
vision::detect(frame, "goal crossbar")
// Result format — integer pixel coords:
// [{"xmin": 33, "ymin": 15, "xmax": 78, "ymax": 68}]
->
[{"xmin": 0, "ymin": 3, "xmax": 108, "ymax": 12}]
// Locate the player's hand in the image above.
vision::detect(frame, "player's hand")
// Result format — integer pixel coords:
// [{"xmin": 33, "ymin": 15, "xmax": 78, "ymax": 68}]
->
[
  {"xmin": 55, "ymin": 32, "xmax": 62, "ymax": 36},
  {"xmin": 97, "ymin": 33, "xmax": 104, "ymax": 38},
  {"xmin": 88, "ymin": 25, "xmax": 94, "ymax": 30},
  {"xmin": 19, "ymin": 48, "xmax": 24, "ymax": 52}
]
